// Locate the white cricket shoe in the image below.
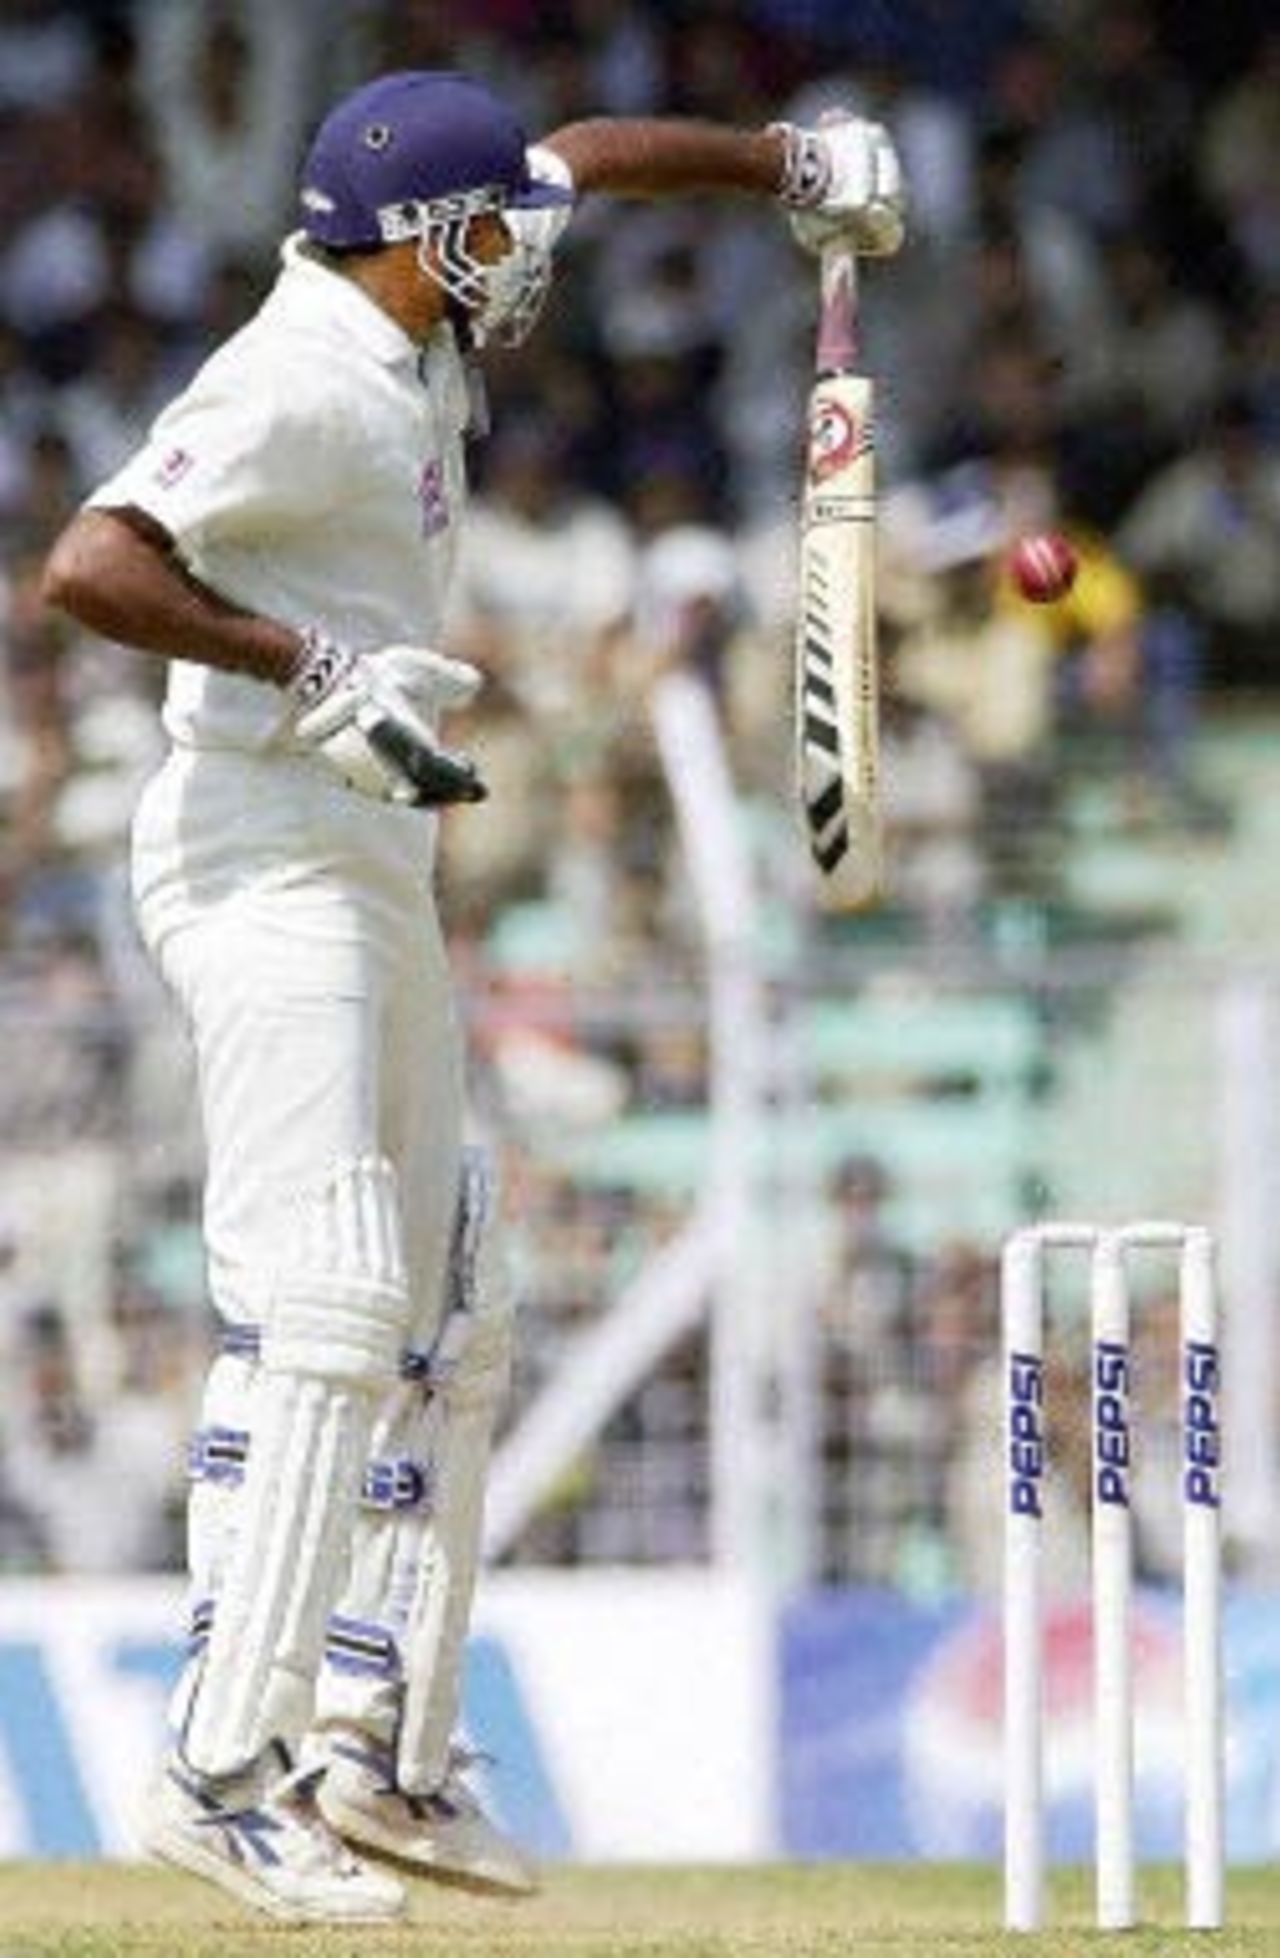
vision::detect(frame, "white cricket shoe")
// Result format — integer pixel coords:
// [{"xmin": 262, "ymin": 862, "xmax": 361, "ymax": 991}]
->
[
  {"xmin": 315, "ymin": 1729, "xmax": 538, "ymax": 1896},
  {"xmin": 141, "ymin": 1743, "xmax": 407, "ymax": 1923}
]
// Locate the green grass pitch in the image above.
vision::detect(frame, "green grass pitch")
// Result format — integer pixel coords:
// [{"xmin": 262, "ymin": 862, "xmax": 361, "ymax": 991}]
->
[{"xmin": 1, "ymin": 1864, "xmax": 1279, "ymax": 1957}]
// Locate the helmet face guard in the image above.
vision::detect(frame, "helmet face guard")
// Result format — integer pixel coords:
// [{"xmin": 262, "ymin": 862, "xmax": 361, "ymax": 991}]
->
[{"xmin": 379, "ymin": 187, "xmax": 551, "ymax": 347}]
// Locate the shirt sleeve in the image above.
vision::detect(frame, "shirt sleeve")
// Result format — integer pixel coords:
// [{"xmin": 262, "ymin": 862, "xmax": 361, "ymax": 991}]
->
[
  {"xmin": 86, "ymin": 349, "xmax": 348, "ymax": 554},
  {"xmin": 521, "ymin": 144, "xmax": 577, "ymax": 254}
]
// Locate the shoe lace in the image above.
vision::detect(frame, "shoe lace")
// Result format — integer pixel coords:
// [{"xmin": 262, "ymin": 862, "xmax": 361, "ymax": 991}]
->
[
  {"xmin": 268, "ymin": 1759, "xmax": 366, "ymax": 1876},
  {"xmin": 331, "ymin": 1732, "xmax": 399, "ymax": 1794},
  {"xmin": 327, "ymin": 1729, "xmax": 498, "ymax": 1823}
]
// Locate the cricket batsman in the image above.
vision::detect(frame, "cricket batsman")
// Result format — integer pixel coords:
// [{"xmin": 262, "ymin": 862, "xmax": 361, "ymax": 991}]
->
[{"xmin": 42, "ymin": 70, "xmax": 904, "ymax": 1922}]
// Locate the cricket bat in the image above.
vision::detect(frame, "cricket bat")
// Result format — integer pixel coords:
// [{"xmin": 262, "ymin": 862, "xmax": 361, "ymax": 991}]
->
[{"xmin": 794, "ymin": 241, "xmax": 883, "ymax": 910}]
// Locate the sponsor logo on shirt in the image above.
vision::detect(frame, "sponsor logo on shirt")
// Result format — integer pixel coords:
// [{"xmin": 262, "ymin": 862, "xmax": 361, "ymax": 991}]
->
[
  {"xmin": 417, "ymin": 460, "xmax": 450, "ymax": 539},
  {"xmin": 154, "ymin": 447, "xmax": 195, "ymax": 489}
]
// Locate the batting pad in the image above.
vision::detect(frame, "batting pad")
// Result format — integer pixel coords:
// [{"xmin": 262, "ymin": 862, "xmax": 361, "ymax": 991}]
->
[
  {"xmin": 396, "ymin": 1285, "xmax": 512, "ymax": 1791},
  {"xmin": 181, "ymin": 1371, "xmax": 373, "ymax": 1774},
  {"xmin": 266, "ymin": 1155, "xmax": 412, "ymax": 1383},
  {"xmin": 181, "ymin": 1154, "xmax": 413, "ymax": 1777},
  {"xmin": 315, "ymin": 1148, "xmax": 514, "ymax": 1791},
  {"xmin": 184, "ymin": 1346, "xmax": 259, "ymax": 1641}
]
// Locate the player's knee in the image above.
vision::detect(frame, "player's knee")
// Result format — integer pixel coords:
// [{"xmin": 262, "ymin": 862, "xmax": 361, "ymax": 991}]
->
[{"xmin": 265, "ymin": 1153, "xmax": 413, "ymax": 1388}]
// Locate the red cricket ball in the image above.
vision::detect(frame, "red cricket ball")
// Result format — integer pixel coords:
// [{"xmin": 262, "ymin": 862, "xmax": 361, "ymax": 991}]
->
[{"xmin": 1007, "ymin": 532, "xmax": 1078, "ymax": 604}]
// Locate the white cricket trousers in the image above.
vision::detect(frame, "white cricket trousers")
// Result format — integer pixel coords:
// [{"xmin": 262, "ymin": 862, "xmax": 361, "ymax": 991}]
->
[{"xmin": 132, "ymin": 745, "xmax": 464, "ymax": 1770}]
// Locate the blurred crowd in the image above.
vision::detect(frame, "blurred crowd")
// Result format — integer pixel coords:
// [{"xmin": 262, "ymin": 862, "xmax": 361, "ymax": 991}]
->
[{"xmin": 0, "ymin": 0, "xmax": 1277, "ymax": 1578}]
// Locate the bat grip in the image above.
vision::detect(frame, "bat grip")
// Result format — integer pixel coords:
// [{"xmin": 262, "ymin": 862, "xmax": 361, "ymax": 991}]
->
[{"xmin": 816, "ymin": 243, "xmax": 858, "ymax": 376}]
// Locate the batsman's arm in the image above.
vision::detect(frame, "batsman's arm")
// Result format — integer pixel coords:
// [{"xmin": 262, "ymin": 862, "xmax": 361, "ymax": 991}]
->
[
  {"xmin": 540, "ymin": 118, "xmax": 789, "ymax": 198},
  {"xmin": 42, "ymin": 506, "xmax": 302, "ymax": 684},
  {"xmin": 540, "ymin": 115, "xmax": 904, "ymax": 252},
  {"xmin": 42, "ymin": 509, "xmax": 486, "ymax": 808}
]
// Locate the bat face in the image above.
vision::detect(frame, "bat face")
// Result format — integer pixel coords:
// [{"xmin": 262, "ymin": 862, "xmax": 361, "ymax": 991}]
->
[{"xmin": 795, "ymin": 367, "xmax": 882, "ymax": 910}]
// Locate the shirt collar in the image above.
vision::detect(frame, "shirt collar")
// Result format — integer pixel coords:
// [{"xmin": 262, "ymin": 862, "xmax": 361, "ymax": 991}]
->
[{"xmin": 273, "ymin": 231, "xmax": 427, "ymax": 370}]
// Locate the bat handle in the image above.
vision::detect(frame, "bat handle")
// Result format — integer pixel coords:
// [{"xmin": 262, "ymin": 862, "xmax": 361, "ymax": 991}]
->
[
  {"xmin": 816, "ymin": 242, "xmax": 858, "ymax": 376},
  {"xmin": 812, "ymin": 106, "xmax": 860, "ymax": 376}
]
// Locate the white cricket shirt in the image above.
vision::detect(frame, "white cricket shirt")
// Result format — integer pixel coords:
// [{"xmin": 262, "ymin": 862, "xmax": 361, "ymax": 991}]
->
[{"xmin": 88, "ymin": 233, "xmax": 473, "ymax": 751}]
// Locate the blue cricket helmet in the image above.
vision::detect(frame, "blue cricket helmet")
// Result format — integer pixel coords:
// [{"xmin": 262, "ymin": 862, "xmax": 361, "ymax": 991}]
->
[{"xmin": 299, "ymin": 70, "xmax": 571, "ymax": 250}]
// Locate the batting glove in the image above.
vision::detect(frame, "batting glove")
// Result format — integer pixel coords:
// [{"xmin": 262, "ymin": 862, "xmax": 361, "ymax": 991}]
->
[
  {"xmin": 772, "ymin": 114, "xmax": 906, "ymax": 258},
  {"xmin": 288, "ymin": 634, "xmax": 487, "ymax": 807}
]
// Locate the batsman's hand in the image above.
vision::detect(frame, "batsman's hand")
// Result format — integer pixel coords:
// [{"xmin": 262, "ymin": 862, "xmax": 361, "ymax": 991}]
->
[
  {"xmin": 774, "ymin": 113, "xmax": 906, "ymax": 258},
  {"xmin": 288, "ymin": 636, "xmax": 487, "ymax": 807}
]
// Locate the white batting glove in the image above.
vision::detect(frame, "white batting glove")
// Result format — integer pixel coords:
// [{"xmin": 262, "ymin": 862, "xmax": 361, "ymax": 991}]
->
[
  {"xmin": 288, "ymin": 634, "xmax": 487, "ymax": 807},
  {"xmin": 772, "ymin": 114, "xmax": 906, "ymax": 258}
]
